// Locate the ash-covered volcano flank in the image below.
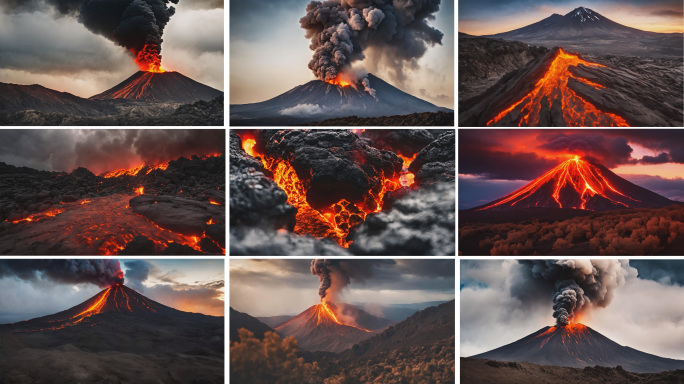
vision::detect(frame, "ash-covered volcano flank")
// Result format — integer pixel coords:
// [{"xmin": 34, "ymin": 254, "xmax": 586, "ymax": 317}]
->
[
  {"xmin": 472, "ymin": 323, "xmax": 684, "ymax": 373},
  {"xmin": 474, "ymin": 157, "xmax": 674, "ymax": 211},
  {"xmin": 230, "ymin": 74, "xmax": 452, "ymax": 126},
  {"xmin": 91, "ymin": 71, "xmax": 223, "ymax": 103},
  {"xmin": 0, "ymin": 284, "xmax": 224, "ymax": 384}
]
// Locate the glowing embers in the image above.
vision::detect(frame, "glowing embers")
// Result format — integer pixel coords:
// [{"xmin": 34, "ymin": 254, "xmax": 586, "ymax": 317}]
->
[
  {"xmin": 136, "ymin": 186, "xmax": 145, "ymax": 195},
  {"xmin": 398, "ymin": 154, "xmax": 417, "ymax": 187},
  {"xmin": 477, "ymin": 156, "xmax": 642, "ymax": 211},
  {"xmin": 487, "ymin": 48, "xmax": 630, "ymax": 127},
  {"xmin": 326, "ymin": 73, "xmax": 352, "ymax": 87},
  {"xmin": 9, "ymin": 207, "xmax": 66, "ymax": 224}
]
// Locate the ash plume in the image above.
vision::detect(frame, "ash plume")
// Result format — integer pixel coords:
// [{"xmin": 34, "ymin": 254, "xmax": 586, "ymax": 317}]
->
[
  {"xmin": 300, "ymin": 0, "xmax": 443, "ymax": 94},
  {"xmin": 7, "ymin": 0, "xmax": 179, "ymax": 70},
  {"xmin": 310, "ymin": 259, "xmax": 387, "ymax": 301},
  {"xmin": 0, "ymin": 259, "xmax": 124, "ymax": 288},
  {"xmin": 511, "ymin": 260, "xmax": 630, "ymax": 326}
]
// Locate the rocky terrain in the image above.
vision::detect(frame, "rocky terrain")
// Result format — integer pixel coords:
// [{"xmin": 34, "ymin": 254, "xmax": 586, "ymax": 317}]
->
[
  {"xmin": 461, "ymin": 358, "xmax": 684, "ymax": 384},
  {"xmin": 459, "ymin": 33, "xmax": 549, "ymax": 101},
  {"xmin": 459, "ymin": 45, "xmax": 683, "ymax": 126},
  {"xmin": 0, "ymin": 96, "xmax": 224, "ymax": 126},
  {"xmin": 0, "ymin": 154, "xmax": 225, "ymax": 255},
  {"xmin": 229, "ymin": 129, "xmax": 455, "ymax": 256}
]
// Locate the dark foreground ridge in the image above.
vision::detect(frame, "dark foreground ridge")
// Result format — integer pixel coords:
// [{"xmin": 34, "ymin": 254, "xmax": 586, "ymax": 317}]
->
[{"xmin": 299, "ymin": 111, "xmax": 454, "ymax": 126}]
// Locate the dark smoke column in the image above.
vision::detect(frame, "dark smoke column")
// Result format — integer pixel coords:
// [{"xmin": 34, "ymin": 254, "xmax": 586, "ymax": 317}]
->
[
  {"xmin": 299, "ymin": 0, "xmax": 443, "ymax": 94},
  {"xmin": 0, "ymin": 260, "xmax": 124, "ymax": 288},
  {"xmin": 43, "ymin": 0, "xmax": 179, "ymax": 72},
  {"xmin": 311, "ymin": 259, "xmax": 333, "ymax": 300}
]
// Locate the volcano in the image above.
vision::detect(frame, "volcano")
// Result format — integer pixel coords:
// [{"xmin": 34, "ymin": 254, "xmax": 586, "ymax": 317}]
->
[
  {"xmin": 91, "ymin": 71, "xmax": 223, "ymax": 104},
  {"xmin": 8, "ymin": 285, "xmax": 183, "ymax": 332},
  {"xmin": 488, "ymin": 6, "xmax": 683, "ymax": 57},
  {"xmin": 230, "ymin": 74, "xmax": 451, "ymax": 125},
  {"xmin": 471, "ymin": 323, "xmax": 684, "ymax": 373},
  {"xmin": 474, "ymin": 157, "xmax": 674, "ymax": 211},
  {"xmin": 274, "ymin": 301, "xmax": 389, "ymax": 353}
]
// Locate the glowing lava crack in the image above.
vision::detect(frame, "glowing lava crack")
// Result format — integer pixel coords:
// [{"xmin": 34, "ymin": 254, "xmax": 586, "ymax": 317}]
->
[{"xmin": 487, "ymin": 48, "xmax": 629, "ymax": 127}]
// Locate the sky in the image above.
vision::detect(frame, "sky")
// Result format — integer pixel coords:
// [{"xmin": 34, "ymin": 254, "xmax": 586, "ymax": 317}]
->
[
  {"xmin": 459, "ymin": 129, "xmax": 684, "ymax": 209},
  {"xmin": 230, "ymin": 0, "xmax": 454, "ymax": 108},
  {"xmin": 0, "ymin": 0, "xmax": 223, "ymax": 98},
  {"xmin": 0, "ymin": 129, "xmax": 225, "ymax": 175},
  {"xmin": 459, "ymin": 0, "xmax": 684, "ymax": 35},
  {"xmin": 461, "ymin": 259, "xmax": 684, "ymax": 360},
  {"xmin": 230, "ymin": 259, "xmax": 455, "ymax": 317},
  {"xmin": 0, "ymin": 259, "xmax": 225, "ymax": 324}
]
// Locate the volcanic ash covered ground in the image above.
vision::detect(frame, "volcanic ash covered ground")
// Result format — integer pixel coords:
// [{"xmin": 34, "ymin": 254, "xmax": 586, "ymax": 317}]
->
[
  {"xmin": 0, "ymin": 155, "xmax": 225, "ymax": 255},
  {"xmin": 230, "ymin": 129, "xmax": 455, "ymax": 256}
]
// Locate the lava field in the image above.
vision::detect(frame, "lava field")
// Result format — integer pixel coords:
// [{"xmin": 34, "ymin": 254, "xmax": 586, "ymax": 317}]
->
[
  {"xmin": 230, "ymin": 129, "xmax": 455, "ymax": 256},
  {"xmin": 0, "ymin": 154, "xmax": 225, "ymax": 255}
]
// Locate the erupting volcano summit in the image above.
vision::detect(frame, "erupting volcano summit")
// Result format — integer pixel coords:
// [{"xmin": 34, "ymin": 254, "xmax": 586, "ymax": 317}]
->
[{"xmin": 474, "ymin": 156, "xmax": 674, "ymax": 211}]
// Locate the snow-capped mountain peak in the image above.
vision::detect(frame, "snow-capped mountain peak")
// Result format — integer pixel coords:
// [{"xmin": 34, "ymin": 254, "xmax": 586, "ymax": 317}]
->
[{"xmin": 566, "ymin": 6, "xmax": 601, "ymax": 22}]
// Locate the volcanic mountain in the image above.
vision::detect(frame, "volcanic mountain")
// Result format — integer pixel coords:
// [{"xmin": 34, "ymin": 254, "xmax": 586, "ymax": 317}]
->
[
  {"xmin": 488, "ymin": 6, "xmax": 683, "ymax": 57},
  {"xmin": 474, "ymin": 157, "xmax": 674, "ymax": 211},
  {"xmin": 471, "ymin": 323, "xmax": 684, "ymax": 373},
  {"xmin": 230, "ymin": 73, "xmax": 451, "ymax": 125},
  {"xmin": 91, "ymin": 71, "xmax": 223, "ymax": 103},
  {"xmin": 274, "ymin": 301, "xmax": 390, "ymax": 353},
  {"xmin": 6, "ymin": 285, "xmax": 187, "ymax": 332},
  {"xmin": 0, "ymin": 284, "xmax": 224, "ymax": 383}
]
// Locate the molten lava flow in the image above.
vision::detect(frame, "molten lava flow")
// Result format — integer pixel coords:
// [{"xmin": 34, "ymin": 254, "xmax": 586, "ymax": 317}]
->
[
  {"xmin": 487, "ymin": 48, "xmax": 630, "ymax": 127},
  {"xmin": 398, "ymin": 154, "xmax": 417, "ymax": 187},
  {"xmin": 8, "ymin": 207, "xmax": 66, "ymax": 224},
  {"xmin": 209, "ymin": 199, "xmax": 222, "ymax": 206},
  {"xmin": 103, "ymin": 165, "xmax": 145, "ymax": 178},
  {"xmin": 136, "ymin": 186, "xmax": 144, "ymax": 195},
  {"xmin": 477, "ymin": 156, "xmax": 642, "ymax": 211},
  {"xmin": 134, "ymin": 44, "xmax": 165, "ymax": 73},
  {"xmin": 327, "ymin": 74, "xmax": 352, "ymax": 87},
  {"xmin": 239, "ymin": 134, "xmax": 406, "ymax": 248}
]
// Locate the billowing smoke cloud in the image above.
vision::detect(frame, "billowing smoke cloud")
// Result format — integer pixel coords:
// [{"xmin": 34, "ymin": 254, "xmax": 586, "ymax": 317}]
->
[
  {"xmin": 300, "ymin": 0, "xmax": 443, "ymax": 95},
  {"xmin": 310, "ymin": 259, "xmax": 389, "ymax": 301},
  {"xmin": 0, "ymin": 259, "xmax": 124, "ymax": 288},
  {"xmin": 537, "ymin": 133, "xmax": 634, "ymax": 168},
  {"xmin": 0, "ymin": 129, "xmax": 225, "ymax": 175},
  {"xmin": 512, "ymin": 260, "xmax": 630, "ymax": 326},
  {"xmin": 6, "ymin": 0, "xmax": 179, "ymax": 71}
]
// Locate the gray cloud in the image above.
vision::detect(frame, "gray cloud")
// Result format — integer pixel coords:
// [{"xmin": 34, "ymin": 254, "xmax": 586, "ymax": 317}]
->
[
  {"xmin": 0, "ymin": 129, "xmax": 225, "ymax": 175},
  {"xmin": 630, "ymin": 260, "xmax": 684, "ymax": 286},
  {"xmin": 619, "ymin": 174, "xmax": 684, "ymax": 202}
]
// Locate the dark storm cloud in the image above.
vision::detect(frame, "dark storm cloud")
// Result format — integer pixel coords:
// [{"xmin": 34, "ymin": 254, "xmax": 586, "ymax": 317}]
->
[
  {"xmin": 123, "ymin": 260, "xmax": 152, "ymax": 290},
  {"xmin": 232, "ymin": 259, "xmax": 454, "ymax": 293},
  {"xmin": 0, "ymin": 129, "xmax": 224, "ymax": 175},
  {"xmin": 631, "ymin": 260, "xmax": 684, "ymax": 286},
  {"xmin": 537, "ymin": 132, "xmax": 634, "ymax": 168},
  {"xmin": 459, "ymin": 130, "xmax": 684, "ymax": 183},
  {"xmin": 0, "ymin": 259, "xmax": 123, "ymax": 288}
]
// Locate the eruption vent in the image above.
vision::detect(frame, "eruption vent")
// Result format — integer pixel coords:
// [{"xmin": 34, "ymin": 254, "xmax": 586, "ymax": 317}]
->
[
  {"xmin": 300, "ymin": 0, "xmax": 443, "ymax": 95},
  {"xmin": 475, "ymin": 156, "xmax": 674, "ymax": 211},
  {"xmin": 487, "ymin": 48, "xmax": 629, "ymax": 127}
]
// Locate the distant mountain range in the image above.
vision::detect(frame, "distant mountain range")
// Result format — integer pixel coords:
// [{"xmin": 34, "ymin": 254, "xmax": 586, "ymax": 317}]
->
[{"xmin": 486, "ymin": 6, "xmax": 683, "ymax": 57}]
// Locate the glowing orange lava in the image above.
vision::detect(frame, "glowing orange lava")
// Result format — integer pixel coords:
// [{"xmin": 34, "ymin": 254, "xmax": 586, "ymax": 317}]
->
[
  {"xmin": 9, "ymin": 207, "xmax": 65, "ymax": 224},
  {"xmin": 477, "ymin": 156, "xmax": 641, "ymax": 211},
  {"xmin": 327, "ymin": 74, "xmax": 352, "ymax": 87},
  {"xmin": 487, "ymin": 48, "xmax": 630, "ymax": 127},
  {"xmin": 136, "ymin": 186, "xmax": 144, "ymax": 195},
  {"xmin": 239, "ymin": 133, "xmax": 413, "ymax": 248},
  {"xmin": 209, "ymin": 199, "xmax": 222, "ymax": 206},
  {"xmin": 134, "ymin": 44, "xmax": 165, "ymax": 73}
]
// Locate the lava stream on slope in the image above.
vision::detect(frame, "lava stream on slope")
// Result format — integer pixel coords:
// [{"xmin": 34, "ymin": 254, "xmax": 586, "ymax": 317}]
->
[{"xmin": 487, "ymin": 48, "xmax": 629, "ymax": 127}]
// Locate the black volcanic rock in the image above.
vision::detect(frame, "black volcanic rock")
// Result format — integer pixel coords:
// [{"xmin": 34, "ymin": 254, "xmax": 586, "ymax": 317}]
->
[
  {"xmin": 488, "ymin": 6, "xmax": 683, "ymax": 57},
  {"xmin": 471, "ymin": 323, "xmax": 684, "ymax": 373},
  {"xmin": 264, "ymin": 130, "xmax": 402, "ymax": 210},
  {"xmin": 359, "ymin": 129, "xmax": 435, "ymax": 156},
  {"xmin": 460, "ymin": 45, "xmax": 683, "ymax": 127},
  {"xmin": 230, "ymin": 73, "xmax": 451, "ymax": 125},
  {"xmin": 409, "ymin": 131, "xmax": 456, "ymax": 185},
  {"xmin": 91, "ymin": 71, "xmax": 223, "ymax": 103},
  {"xmin": 129, "ymin": 195, "xmax": 215, "ymax": 236},
  {"xmin": 119, "ymin": 235, "xmax": 156, "ymax": 255}
]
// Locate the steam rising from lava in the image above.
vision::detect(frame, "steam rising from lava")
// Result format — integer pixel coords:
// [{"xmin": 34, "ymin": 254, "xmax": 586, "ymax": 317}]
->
[
  {"xmin": 300, "ymin": 0, "xmax": 443, "ymax": 94},
  {"xmin": 0, "ymin": 259, "xmax": 124, "ymax": 288},
  {"xmin": 513, "ymin": 260, "xmax": 630, "ymax": 326},
  {"xmin": 27, "ymin": 0, "xmax": 179, "ymax": 72}
]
